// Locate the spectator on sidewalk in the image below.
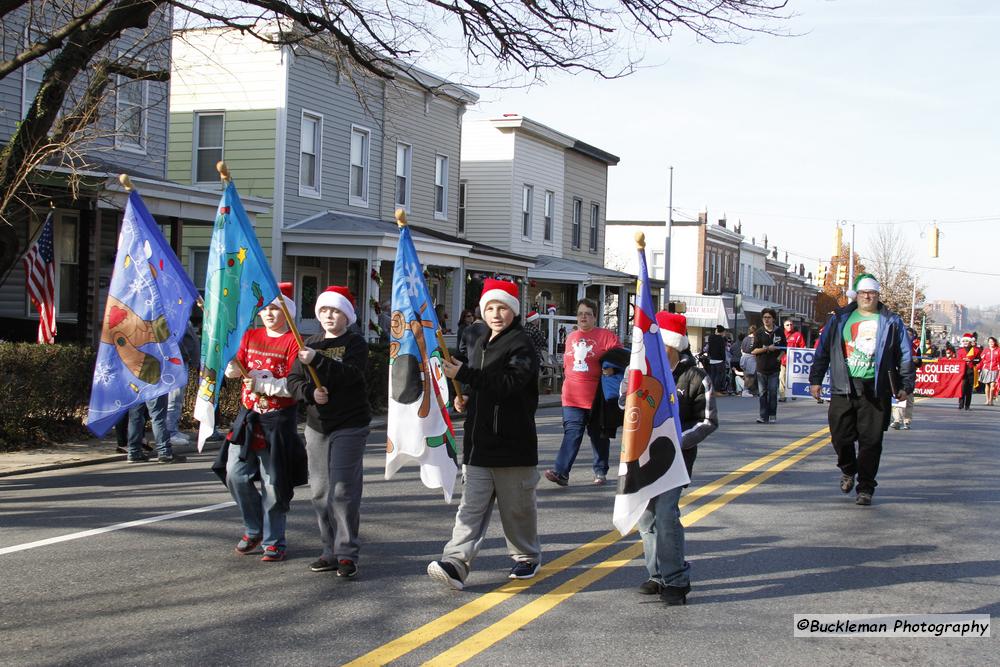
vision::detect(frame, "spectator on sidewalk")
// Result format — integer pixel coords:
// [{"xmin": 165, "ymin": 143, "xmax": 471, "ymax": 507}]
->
[
  {"xmin": 428, "ymin": 278, "xmax": 541, "ymax": 590},
  {"xmin": 166, "ymin": 319, "xmax": 200, "ymax": 447},
  {"xmin": 457, "ymin": 308, "xmax": 488, "ymax": 360},
  {"xmin": 704, "ymin": 325, "xmax": 728, "ymax": 396},
  {"xmin": 288, "ymin": 286, "xmax": 371, "ymax": 578},
  {"xmin": 545, "ymin": 298, "xmax": 621, "ymax": 486},
  {"xmin": 740, "ymin": 325, "xmax": 758, "ymax": 397}
]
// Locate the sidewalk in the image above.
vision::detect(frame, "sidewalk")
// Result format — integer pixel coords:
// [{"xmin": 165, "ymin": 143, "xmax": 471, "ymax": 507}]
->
[{"xmin": 0, "ymin": 393, "xmax": 564, "ymax": 478}]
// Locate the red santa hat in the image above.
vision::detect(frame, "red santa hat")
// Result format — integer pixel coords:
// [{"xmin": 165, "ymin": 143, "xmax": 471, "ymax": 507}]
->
[
  {"xmin": 270, "ymin": 281, "xmax": 296, "ymax": 319},
  {"xmin": 315, "ymin": 285, "xmax": 357, "ymax": 325},
  {"xmin": 525, "ymin": 310, "xmax": 540, "ymax": 323},
  {"xmin": 961, "ymin": 332, "xmax": 975, "ymax": 345},
  {"xmin": 655, "ymin": 311, "xmax": 689, "ymax": 351},
  {"xmin": 479, "ymin": 278, "xmax": 520, "ymax": 316}
]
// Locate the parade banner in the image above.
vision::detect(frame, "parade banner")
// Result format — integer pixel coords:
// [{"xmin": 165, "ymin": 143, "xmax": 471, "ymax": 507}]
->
[
  {"xmin": 913, "ymin": 359, "xmax": 964, "ymax": 398},
  {"xmin": 787, "ymin": 347, "xmax": 831, "ymax": 399}
]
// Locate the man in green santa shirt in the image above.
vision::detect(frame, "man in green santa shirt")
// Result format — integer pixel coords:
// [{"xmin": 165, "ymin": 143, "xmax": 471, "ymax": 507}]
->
[{"xmin": 809, "ymin": 274, "xmax": 915, "ymax": 506}]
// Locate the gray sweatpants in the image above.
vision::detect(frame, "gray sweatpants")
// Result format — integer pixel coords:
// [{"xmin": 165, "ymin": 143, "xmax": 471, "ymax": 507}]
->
[
  {"xmin": 304, "ymin": 424, "xmax": 370, "ymax": 563},
  {"xmin": 441, "ymin": 464, "xmax": 541, "ymax": 580}
]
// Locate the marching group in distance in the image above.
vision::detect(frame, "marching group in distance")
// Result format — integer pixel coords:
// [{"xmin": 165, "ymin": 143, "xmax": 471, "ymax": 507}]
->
[{"xmin": 139, "ymin": 270, "xmax": 965, "ymax": 605}]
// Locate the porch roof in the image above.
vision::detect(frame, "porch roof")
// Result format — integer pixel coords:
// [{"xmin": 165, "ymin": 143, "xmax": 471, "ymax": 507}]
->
[{"xmin": 529, "ymin": 254, "xmax": 640, "ymax": 286}]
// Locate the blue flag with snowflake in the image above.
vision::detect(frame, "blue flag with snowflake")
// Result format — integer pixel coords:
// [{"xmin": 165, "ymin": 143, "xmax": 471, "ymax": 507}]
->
[
  {"xmin": 86, "ymin": 191, "xmax": 200, "ymax": 437},
  {"xmin": 194, "ymin": 181, "xmax": 281, "ymax": 450}
]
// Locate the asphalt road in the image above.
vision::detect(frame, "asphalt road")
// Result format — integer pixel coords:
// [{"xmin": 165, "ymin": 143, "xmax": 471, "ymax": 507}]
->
[{"xmin": 1, "ymin": 395, "xmax": 997, "ymax": 666}]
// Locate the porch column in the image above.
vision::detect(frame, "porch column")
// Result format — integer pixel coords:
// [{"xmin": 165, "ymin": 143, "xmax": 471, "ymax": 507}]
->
[
  {"xmin": 598, "ymin": 284, "xmax": 606, "ymax": 327},
  {"xmin": 617, "ymin": 285, "xmax": 628, "ymax": 340},
  {"xmin": 576, "ymin": 282, "xmax": 586, "ymax": 302},
  {"xmin": 363, "ymin": 251, "xmax": 376, "ymax": 342}
]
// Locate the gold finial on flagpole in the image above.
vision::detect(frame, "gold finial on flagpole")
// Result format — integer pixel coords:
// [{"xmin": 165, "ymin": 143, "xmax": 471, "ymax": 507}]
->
[
  {"xmin": 395, "ymin": 208, "xmax": 408, "ymax": 228},
  {"xmin": 635, "ymin": 231, "xmax": 646, "ymax": 249},
  {"xmin": 216, "ymin": 161, "xmax": 231, "ymax": 184},
  {"xmin": 119, "ymin": 173, "xmax": 133, "ymax": 192}
]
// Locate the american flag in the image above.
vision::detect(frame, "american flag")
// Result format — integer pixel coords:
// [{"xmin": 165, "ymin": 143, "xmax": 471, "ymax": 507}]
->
[{"xmin": 23, "ymin": 213, "xmax": 57, "ymax": 343}]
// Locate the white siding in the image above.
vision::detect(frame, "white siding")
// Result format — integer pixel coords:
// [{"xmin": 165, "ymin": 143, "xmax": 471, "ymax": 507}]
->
[{"xmin": 459, "ymin": 121, "xmax": 515, "ymax": 249}]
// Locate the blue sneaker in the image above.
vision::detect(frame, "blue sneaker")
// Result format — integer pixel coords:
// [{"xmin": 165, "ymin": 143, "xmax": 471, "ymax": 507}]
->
[{"xmin": 508, "ymin": 560, "xmax": 540, "ymax": 579}]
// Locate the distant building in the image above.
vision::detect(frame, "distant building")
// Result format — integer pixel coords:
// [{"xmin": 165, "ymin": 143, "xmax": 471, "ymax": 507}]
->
[{"xmin": 925, "ymin": 300, "xmax": 968, "ymax": 332}]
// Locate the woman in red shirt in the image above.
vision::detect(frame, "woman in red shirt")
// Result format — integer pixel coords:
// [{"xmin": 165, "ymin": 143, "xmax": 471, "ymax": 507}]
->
[
  {"xmin": 544, "ymin": 298, "xmax": 621, "ymax": 486},
  {"xmin": 979, "ymin": 337, "xmax": 1000, "ymax": 406}
]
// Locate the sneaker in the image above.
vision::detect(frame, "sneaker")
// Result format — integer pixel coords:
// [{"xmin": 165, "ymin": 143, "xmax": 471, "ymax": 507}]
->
[
  {"xmin": 309, "ymin": 558, "xmax": 337, "ymax": 572},
  {"xmin": 778, "ymin": 398, "xmax": 787, "ymax": 403},
  {"xmin": 891, "ymin": 421, "xmax": 901, "ymax": 430},
  {"xmin": 770, "ymin": 416, "xmax": 777, "ymax": 424},
  {"xmin": 427, "ymin": 560, "xmax": 464, "ymax": 591},
  {"xmin": 756, "ymin": 417, "xmax": 768, "ymax": 424},
  {"xmin": 816, "ymin": 397, "xmax": 824, "ymax": 404},
  {"xmin": 593, "ymin": 474, "xmax": 607, "ymax": 486},
  {"xmin": 336, "ymin": 559, "xmax": 358, "ymax": 578},
  {"xmin": 157, "ymin": 454, "xmax": 187, "ymax": 464},
  {"xmin": 206, "ymin": 431, "xmax": 225, "ymax": 442},
  {"xmin": 840, "ymin": 474, "xmax": 855, "ymax": 494},
  {"xmin": 116, "ymin": 445, "xmax": 128, "ymax": 454},
  {"xmin": 126, "ymin": 454, "xmax": 150, "ymax": 463},
  {"xmin": 235, "ymin": 534, "xmax": 262, "ymax": 555},
  {"xmin": 855, "ymin": 492, "xmax": 873, "ymax": 506},
  {"xmin": 509, "ymin": 560, "xmax": 540, "ymax": 579},
  {"xmin": 544, "ymin": 469, "xmax": 569, "ymax": 487},
  {"xmin": 660, "ymin": 583, "xmax": 691, "ymax": 606},
  {"xmin": 638, "ymin": 579, "xmax": 663, "ymax": 595},
  {"xmin": 902, "ymin": 423, "xmax": 911, "ymax": 430},
  {"xmin": 261, "ymin": 545, "xmax": 286, "ymax": 562},
  {"xmin": 169, "ymin": 433, "xmax": 190, "ymax": 446}
]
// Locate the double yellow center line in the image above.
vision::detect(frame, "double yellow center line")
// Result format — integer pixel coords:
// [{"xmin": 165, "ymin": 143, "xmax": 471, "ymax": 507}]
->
[{"xmin": 346, "ymin": 427, "xmax": 832, "ymax": 666}]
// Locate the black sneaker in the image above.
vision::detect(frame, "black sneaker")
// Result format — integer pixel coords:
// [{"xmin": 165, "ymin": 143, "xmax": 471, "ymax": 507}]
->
[
  {"xmin": 840, "ymin": 474, "xmax": 855, "ymax": 494},
  {"xmin": 309, "ymin": 558, "xmax": 337, "ymax": 573},
  {"xmin": 508, "ymin": 560, "xmax": 540, "ymax": 580},
  {"xmin": 660, "ymin": 583, "xmax": 691, "ymax": 606},
  {"xmin": 127, "ymin": 454, "xmax": 150, "ymax": 463},
  {"xmin": 544, "ymin": 469, "xmax": 569, "ymax": 487},
  {"xmin": 206, "ymin": 431, "xmax": 225, "ymax": 442},
  {"xmin": 336, "ymin": 559, "xmax": 358, "ymax": 578},
  {"xmin": 157, "ymin": 454, "xmax": 187, "ymax": 464},
  {"xmin": 638, "ymin": 579, "xmax": 663, "ymax": 595},
  {"xmin": 427, "ymin": 560, "xmax": 464, "ymax": 590},
  {"xmin": 856, "ymin": 492, "xmax": 873, "ymax": 506}
]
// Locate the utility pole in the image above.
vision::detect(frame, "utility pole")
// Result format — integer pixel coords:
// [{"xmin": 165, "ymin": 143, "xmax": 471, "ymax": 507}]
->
[
  {"xmin": 848, "ymin": 222, "xmax": 856, "ymax": 296},
  {"xmin": 910, "ymin": 278, "xmax": 917, "ymax": 328},
  {"xmin": 663, "ymin": 165, "xmax": 673, "ymax": 304}
]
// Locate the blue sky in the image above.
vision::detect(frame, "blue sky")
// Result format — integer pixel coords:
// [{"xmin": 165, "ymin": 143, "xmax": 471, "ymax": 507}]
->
[{"xmin": 463, "ymin": 0, "xmax": 1000, "ymax": 306}]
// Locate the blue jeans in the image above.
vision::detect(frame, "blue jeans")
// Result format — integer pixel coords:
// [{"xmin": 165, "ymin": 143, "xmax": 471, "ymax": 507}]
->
[
  {"xmin": 225, "ymin": 442, "xmax": 287, "ymax": 548},
  {"xmin": 553, "ymin": 406, "xmax": 610, "ymax": 478},
  {"xmin": 638, "ymin": 485, "xmax": 689, "ymax": 587},
  {"xmin": 127, "ymin": 394, "xmax": 171, "ymax": 459},
  {"xmin": 757, "ymin": 371, "xmax": 780, "ymax": 421},
  {"xmin": 166, "ymin": 386, "xmax": 183, "ymax": 435}
]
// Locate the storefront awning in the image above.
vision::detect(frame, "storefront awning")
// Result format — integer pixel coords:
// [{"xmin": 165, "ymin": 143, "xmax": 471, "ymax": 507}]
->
[
  {"xmin": 673, "ymin": 294, "xmax": 736, "ymax": 329},
  {"xmin": 753, "ymin": 267, "xmax": 776, "ymax": 288}
]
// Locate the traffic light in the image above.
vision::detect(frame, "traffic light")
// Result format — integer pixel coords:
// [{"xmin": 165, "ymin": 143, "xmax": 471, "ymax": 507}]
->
[
  {"xmin": 929, "ymin": 225, "xmax": 939, "ymax": 258},
  {"xmin": 835, "ymin": 264, "xmax": 847, "ymax": 286}
]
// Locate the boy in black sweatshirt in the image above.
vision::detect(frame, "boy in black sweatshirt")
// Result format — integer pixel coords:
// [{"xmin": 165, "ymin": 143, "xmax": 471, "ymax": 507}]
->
[{"xmin": 288, "ymin": 286, "xmax": 371, "ymax": 578}]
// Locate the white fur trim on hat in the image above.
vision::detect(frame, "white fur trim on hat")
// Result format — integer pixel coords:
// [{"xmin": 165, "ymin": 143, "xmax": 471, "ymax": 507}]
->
[
  {"xmin": 479, "ymin": 279, "xmax": 520, "ymax": 316},
  {"xmin": 659, "ymin": 328, "xmax": 689, "ymax": 351},
  {"xmin": 854, "ymin": 276, "xmax": 881, "ymax": 293},
  {"xmin": 269, "ymin": 295, "xmax": 296, "ymax": 319},
  {"xmin": 315, "ymin": 288, "xmax": 357, "ymax": 326}
]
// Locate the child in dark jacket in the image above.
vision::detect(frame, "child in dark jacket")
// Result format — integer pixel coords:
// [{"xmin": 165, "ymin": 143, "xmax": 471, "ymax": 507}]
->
[
  {"xmin": 427, "ymin": 279, "xmax": 540, "ymax": 590},
  {"xmin": 287, "ymin": 286, "xmax": 371, "ymax": 578}
]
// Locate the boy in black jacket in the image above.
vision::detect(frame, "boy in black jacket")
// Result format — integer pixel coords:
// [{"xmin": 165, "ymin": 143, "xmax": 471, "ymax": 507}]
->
[
  {"xmin": 428, "ymin": 279, "xmax": 540, "ymax": 590},
  {"xmin": 287, "ymin": 286, "xmax": 371, "ymax": 578}
]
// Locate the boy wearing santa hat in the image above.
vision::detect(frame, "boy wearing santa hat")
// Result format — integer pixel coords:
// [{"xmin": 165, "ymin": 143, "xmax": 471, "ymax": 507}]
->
[
  {"xmin": 213, "ymin": 283, "xmax": 308, "ymax": 562},
  {"xmin": 632, "ymin": 312, "xmax": 717, "ymax": 605},
  {"xmin": 429, "ymin": 278, "xmax": 541, "ymax": 589},
  {"xmin": 288, "ymin": 286, "xmax": 371, "ymax": 578}
]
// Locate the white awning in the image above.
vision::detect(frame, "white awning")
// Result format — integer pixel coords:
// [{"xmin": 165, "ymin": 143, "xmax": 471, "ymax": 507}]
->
[{"xmin": 673, "ymin": 294, "xmax": 735, "ymax": 329}]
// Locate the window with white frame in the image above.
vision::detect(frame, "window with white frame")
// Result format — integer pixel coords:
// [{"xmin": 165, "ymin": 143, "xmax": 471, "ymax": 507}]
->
[
  {"xmin": 543, "ymin": 191, "xmax": 554, "ymax": 242},
  {"xmin": 115, "ymin": 71, "xmax": 148, "ymax": 151},
  {"xmin": 458, "ymin": 181, "xmax": 467, "ymax": 234},
  {"xmin": 395, "ymin": 143, "xmax": 412, "ymax": 210},
  {"xmin": 434, "ymin": 154, "xmax": 448, "ymax": 218},
  {"xmin": 651, "ymin": 251, "xmax": 664, "ymax": 280},
  {"xmin": 572, "ymin": 198, "xmax": 582, "ymax": 249},
  {"xmin": 589, "ymin": 203, "xmax": 599, "ymax": 252},
  {"xmin": 21, "ymin": 29, "xmax": 48, "ymax": 117},
  {"xmin": 57, "ymin": 214, "xmax": 79, "ymax": 318},
  {"xmin": 521, "ymin": 185, "xmax": 533, "ymax": 237},
  {"xmin": 194, "ymin": 112, "xmax": 224, "ymax": 183},
  {"xmin": 300, "ymin": 111, "xmax": 322, "ymax": 196},
  {"xmin": 349, "ymin": 126, "xmax": 370, "ymax": 206}
]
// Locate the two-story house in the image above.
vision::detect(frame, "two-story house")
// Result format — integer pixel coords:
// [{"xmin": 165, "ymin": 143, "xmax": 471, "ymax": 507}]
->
[
  {"xmin": 169, "ymin": 28, "xmax": 516, "ymax": 339},
  {"xmin": 460, "ymin": 114, "xmax": 629, "ymax": 337},
  {"xmin": 0, "ymin": 7, "xmax": 267, "ymax": 343}
]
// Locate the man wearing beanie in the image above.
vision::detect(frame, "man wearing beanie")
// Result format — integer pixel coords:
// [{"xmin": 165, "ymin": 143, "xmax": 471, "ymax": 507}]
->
[
  {"xmin": 288, "ymin": 286, "xmax": 371, "ymax": 578},
  {"xmin": 631, "ymin": 312, "xmax": 717, "ymax": 605},
  {"xmin": 214, "ymin": 282, "xmax": 308, "ymax": 562},
  {"xmin": 810, "ymin": 273, "xmax": 914, "ymax": 506},
  {"xmin": 428, "ymin": 278, "xmax": 541, "ymax": 589}
]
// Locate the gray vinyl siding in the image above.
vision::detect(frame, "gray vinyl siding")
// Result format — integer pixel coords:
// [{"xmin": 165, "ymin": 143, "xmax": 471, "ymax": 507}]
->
[
  {"xmin": 511, "ymin": 133, "xmax": 564, "ymax": 257},
  {"xmin": 0, "ymin": 213, "xmax": 32, "ymax": 318},
  {"xmin": 563, "ymin": 150, "xmax": 609, "ymax": 267},
  {"xmin": 0, "ymin": 4, "xmax": 173, "ymax": 179},
  {"xmin": 379, "ymin": 82, "xmax": 466, "ymax": 235},
  {"xmin": 460, "ymin": 159, "xmax": 514, "ymax": 249},
  {"xmin": 282, "ymin": 54, "xmax": 384, "ymax": 226}
]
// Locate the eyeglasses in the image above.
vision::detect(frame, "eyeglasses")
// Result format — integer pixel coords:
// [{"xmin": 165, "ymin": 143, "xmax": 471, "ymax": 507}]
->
[{"xmin": 857, "ymin": 290, "xmax": 879, "ymax": 298}]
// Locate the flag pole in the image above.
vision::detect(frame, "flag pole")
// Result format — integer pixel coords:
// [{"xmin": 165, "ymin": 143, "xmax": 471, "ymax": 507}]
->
[
  {"xmin": 215, "ymin": 161, "xmax": 323, "ymax": 390},
  {"xmin": 395, "ymin": 209, "xmax": 463, "ymax": 400}
]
